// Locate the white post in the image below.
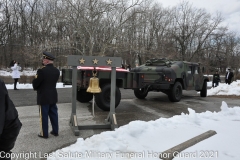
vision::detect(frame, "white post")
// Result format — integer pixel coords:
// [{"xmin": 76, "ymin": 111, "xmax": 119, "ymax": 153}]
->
[{"xmin": 92, "ymin": 94, "xmax": 95, "ymax": 117}]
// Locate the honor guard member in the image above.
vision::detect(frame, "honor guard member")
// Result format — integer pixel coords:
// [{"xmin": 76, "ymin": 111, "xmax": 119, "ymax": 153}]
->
[
  {"xmin": 32, "ymin": 51, "xmax": 60, "ymax": 138},
  {"xmin": 225, "ymin": 68, "xmax": 234, "ymax": 85},
  {"xmin": 0, "ymin": 78, "xmax": 22, "ymax": 159}
]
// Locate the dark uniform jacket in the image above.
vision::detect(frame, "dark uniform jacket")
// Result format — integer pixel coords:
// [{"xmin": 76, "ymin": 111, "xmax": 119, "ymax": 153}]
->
[
  {"xmin": 32, "ymin": 64, "xmax": 60, "ymax": 105},
  {"xmin": 225, "ymin": 71, "xmax": 234, "ymax": 81},
  {"xmin": 213, "ymin": 73, "xmax": 220, "ymax": 83},
  {"xmin": 0, "ymin": 79, "xmax": 22, "ymax": 152}
]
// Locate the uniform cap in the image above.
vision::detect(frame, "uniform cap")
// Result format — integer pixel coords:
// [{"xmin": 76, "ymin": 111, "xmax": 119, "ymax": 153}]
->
[{"xmin": 43, "ymin": 51, "xmax": 55, "ymax": 60}]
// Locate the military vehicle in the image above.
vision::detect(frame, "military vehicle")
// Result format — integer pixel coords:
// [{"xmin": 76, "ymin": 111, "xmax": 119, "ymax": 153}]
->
[
  {"xmin": 62, "ymin": 58, "xmax": 209, "ymax": 111},
  {"xmin": 131, "ymin": 58, "xmax": 209, "ymax": 102}
]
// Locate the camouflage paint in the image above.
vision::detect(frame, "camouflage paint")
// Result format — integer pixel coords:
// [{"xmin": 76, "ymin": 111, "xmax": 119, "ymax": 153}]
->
[
  {"xmin": 62, "ymin": 58, "xmax": 209, "ymax": 92},
  {"xmin": 130, "ymin": 58, "xmax": 208, "ymax": 91}
]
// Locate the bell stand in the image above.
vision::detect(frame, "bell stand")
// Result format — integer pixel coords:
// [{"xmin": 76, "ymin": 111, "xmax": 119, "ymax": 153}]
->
[{"xmin": 67, "ymin": 56, "xmax": 122, "ymax": 136}]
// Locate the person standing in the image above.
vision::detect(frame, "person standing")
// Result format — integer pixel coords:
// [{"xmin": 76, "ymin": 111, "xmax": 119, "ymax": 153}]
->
[
  {"xmin": 0, "ymin": 79, "xmax": 22, "ymax": 160},
  {"xmin": 10, "ymin": 60, "xmax": 21, "ymax": 90},
  {"xmin": 212, "ymin": 71, "xmax": 220, "ymax": 87},
  {"xmin": 225, "ymin": 68, "xmax": 234, "ymax": 85},
  {"xmin": 32, "ymin": 51, "xmax": 60, "ymax": 139}
]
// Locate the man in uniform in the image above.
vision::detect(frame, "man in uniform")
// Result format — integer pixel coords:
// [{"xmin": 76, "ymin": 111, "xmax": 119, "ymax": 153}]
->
[
  {"xmin": 32, "ymin": 51, "xmax": 60, "ymax": 138},
  {"xmin": 0, "ymin": 79, "xmax": 22, "ymax": 160},
  {"xmin": 225, "ymin": 68, "xmax": 234, "ymax": 85}
]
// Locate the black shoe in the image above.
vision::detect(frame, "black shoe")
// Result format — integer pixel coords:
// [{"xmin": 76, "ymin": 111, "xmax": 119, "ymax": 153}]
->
[
  {"xmin": 50, "ymin": 131, "xmax": 59, "ymax": 136},
  {"xmin": 38, "ymin": 134, "xmax": 48, "ymax": 139},
  {"xmin": 14, "ymin": 88, "xmax": 19, "ymax": 90}
]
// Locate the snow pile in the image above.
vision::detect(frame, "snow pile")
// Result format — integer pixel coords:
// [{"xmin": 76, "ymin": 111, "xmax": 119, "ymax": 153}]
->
[
  {"xmin": 0, "ymin": 70, "xmax": 36, "ymax": 76},
  {"xmin": 208, "ymin": 80, "xmax": 240, "ymax": 96},
  {"xmin": 5, "ymin": 82, "xmax": 71, "ymax": 89},
  {"xmin": 47, "ymin": 101, "xmax": 240, "ymax": 160}
]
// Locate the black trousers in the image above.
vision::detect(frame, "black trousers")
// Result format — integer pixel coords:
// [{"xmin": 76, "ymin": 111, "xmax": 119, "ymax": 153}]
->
[
  {"xmin": 212, "ymin": 81, "xmax": 219, "ymax": 87},
  {"xmin": 225, "ymin": 79, "xmax": 231, "ymax": 85},
  {"xmin": 13, "ymin": 79, "xmax": 18, "ymax": 89}
]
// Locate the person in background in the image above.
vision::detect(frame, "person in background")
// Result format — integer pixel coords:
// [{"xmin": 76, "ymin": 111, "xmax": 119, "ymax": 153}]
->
[
  {"xmin": 225, "ymin": 68, "xmax": 234, "ymax": 85},
  {"xmin": 121, "ymin": 64, "xmax": 125, "ymax": 69},
  {"xmin": 32, "ymin": 51, "xmax": 60, "ymax": 139},
  {"xmin": 212, "ymin": 71, "xmax": 220, "ymax": 87},
  {"xmin": 0, "ymin": 79, "xmax": 22, "ymax": 160},
  {"xmin": 10, "ymin": 60, "xmax": 21, "ymax": 90},
  {"xmin": 126, "ymin": 64, "xmax": 131, "ymax": 71}
]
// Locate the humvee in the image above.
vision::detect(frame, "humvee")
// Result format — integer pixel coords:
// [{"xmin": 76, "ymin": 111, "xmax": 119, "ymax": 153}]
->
[
  {"xmin": 62, "ymin": 58, "xmax": 209, "ymax": 111},
  {"xmin": 131, "ymin": 58, "xmax": 209, "ymax": 102}
]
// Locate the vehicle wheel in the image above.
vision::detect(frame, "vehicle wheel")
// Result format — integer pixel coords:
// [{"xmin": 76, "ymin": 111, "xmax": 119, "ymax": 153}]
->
[
  {"xmin": 168, "ymin": 82, "xmax": 182, "ymax": 102},
  {"xmin": 77, "ymin": 89, "xmax": 93, "ymax": 103},
  {"xmin": 200, "ymin": 81, "xmax": 207, "ymax": 97},
  {"xmin": 95, "ymin": 84, "xmax": 121, "ymax": 111},
  {"xmin": 134, "ymin": 88, "xmax": 148, "ymax": 99}
]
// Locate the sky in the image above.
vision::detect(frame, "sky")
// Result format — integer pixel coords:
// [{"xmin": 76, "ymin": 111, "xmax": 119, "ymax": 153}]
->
[
  {"xmin": 1, "ymin": 70, "xmax": 240, "ymax": 160},
  {"xmin": 156, "ymin": 0, "xmax": 240, "ymax": 34}
]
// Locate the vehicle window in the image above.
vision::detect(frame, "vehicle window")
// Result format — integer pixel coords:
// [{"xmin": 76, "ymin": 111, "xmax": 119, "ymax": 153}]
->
[
  {"xmin": 197, "ymin": 66, "xmax": 201, "ymax": 73},
  {"xmin": 195, "ymin": 67, "xmax": 199, "ymax": 74},
  {"xmin": 187, "ymin": 66, "xmax": 192, "ymax": 74}
]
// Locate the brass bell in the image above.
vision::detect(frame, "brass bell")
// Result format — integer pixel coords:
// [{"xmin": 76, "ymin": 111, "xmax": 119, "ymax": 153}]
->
[{"xmin": 86, "ymin": 77, "xmax": 101, "ymax": 93}]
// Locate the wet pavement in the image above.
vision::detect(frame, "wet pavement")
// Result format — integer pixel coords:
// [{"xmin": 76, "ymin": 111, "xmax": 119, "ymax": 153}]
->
[{"xmin": 7, "ymin": 88, "xmax": 240, "ymax": 160}]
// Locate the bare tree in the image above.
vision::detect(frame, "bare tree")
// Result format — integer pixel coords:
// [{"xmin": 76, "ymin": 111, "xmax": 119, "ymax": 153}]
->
[
  {"xmin": 0, "ymin": 0, "xmax": 239, "ymax": 71},
  {"xmin": 170, "ymin": 1, "xmax": 223, "ymax": 61}
]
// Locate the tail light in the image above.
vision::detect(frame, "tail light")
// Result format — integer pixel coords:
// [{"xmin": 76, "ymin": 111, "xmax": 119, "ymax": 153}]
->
[
  {"xmin": 164, "ymin": 76, "xmax": 172, "ymax": 82},
  {"xmin": 85, "ymin": 72, "xmax": 91, "ymax": 77}
]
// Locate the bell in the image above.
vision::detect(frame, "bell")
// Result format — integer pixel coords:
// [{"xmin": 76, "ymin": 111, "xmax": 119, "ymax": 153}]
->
[{"xmin": 86, "ymin": 77, "xmax": 101, "ymax": 93}]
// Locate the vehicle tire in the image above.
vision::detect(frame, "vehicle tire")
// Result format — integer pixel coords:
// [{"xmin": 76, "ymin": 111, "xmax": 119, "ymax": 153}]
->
[
  {"xmin": 200, "ymin": 81, "xmax": 207, "ymax": 97},
  {"xmin": 95, "ymin": 84, "xmax": 121, "ymax": 111},
  {"xmin": 77, "ymin": 89, "xmax": 93, "ymax": 103},
  {"xmin": 134, "ymin": 88, "xmax": 148, "ymax": 99},
  {"xmin": 168, "ymin": 82, "xmax": 182, "ymax": 102}
]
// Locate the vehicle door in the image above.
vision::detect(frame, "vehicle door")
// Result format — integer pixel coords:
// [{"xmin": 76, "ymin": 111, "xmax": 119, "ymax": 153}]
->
[
  {"xmin": 193, "ymin": 65, "xmax": 202, "ymax": 90},
  {"xmin": 186, "ymin": 64, "xmax": 194, "ymax": 90}
]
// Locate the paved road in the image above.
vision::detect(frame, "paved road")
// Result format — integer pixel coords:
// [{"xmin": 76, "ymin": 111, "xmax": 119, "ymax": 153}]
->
[
  {"xmin": 8, "ymin": 87, "xmax": 240, "ymax": 130},
  {"xmin": 8, "ymin": 88, "xmax": 148, "ymax": 107},
  {"xmin": 8, "ymin": 88, "xmax": 72, "ymax": 107},
  {"xmin": 8, "ymin": 87, "xmax": 239, "ymax": 115},
  {"xmin": 7, "ymin": 88, "xmax": 240, "ymax": 160}
]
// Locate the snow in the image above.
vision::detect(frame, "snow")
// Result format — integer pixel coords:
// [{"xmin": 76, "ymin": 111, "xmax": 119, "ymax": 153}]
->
[
  {"xmin": 5, "ymin": 82, "xmax": 71, "ymax": 89},
  {"xmin": 208, "ymin": 81, "xmax": 240, "ymax": 96},
  {"xmin": 0, "ymin": 69, "xmax": 36, "ymax": 76},
  {"xmin": 1, "ymin": 69, "xmax": 70, "ymax": 89},
  {"xmin": 1, "ymin": 70, "xmax": 240, "ymax": 160},
  {"xmin": 46, "ymin": 100, "xmax": 240, "ymax": 160}
]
